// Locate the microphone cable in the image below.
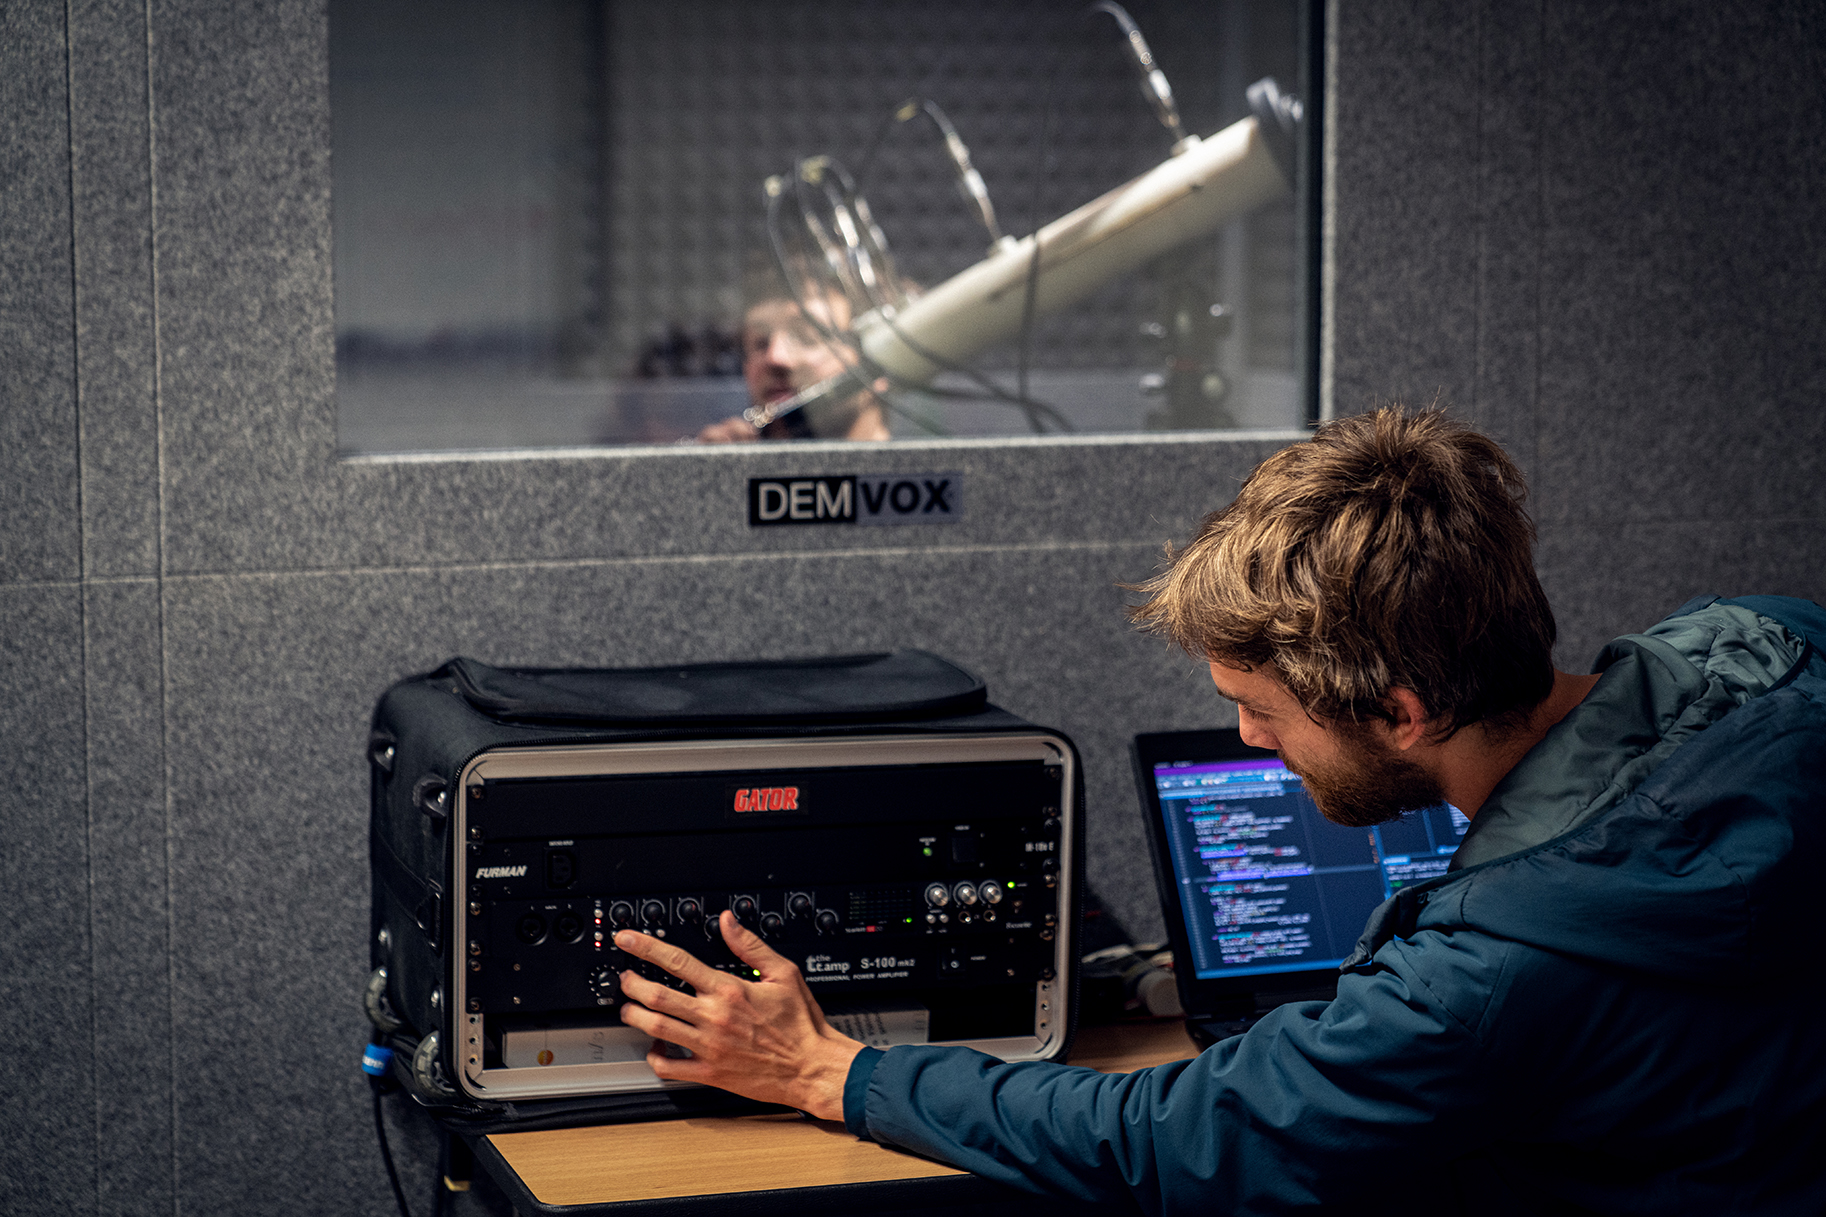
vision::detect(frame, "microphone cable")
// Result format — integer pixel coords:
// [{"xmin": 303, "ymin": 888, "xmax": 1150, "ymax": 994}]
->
[
  {"xmin": 1017, "ymin": 2, "xmax": 1198, "ymax": 426},
  {"xmin": 363, "ymin": 1038, "xmax": 417, "ymax": 1217},
  {"xmin": 1089, "ymin": 1, "xmax": 1189, "ymax": 148},
  {"xmin": 893, "ymin": 97, "xmax": 1005, "ymax": 248}
]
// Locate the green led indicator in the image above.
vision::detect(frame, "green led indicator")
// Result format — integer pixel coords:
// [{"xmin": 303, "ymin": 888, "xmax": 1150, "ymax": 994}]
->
[{"xmin": 922, "ymin": 846, "xmax": 932, "ymax": 856}]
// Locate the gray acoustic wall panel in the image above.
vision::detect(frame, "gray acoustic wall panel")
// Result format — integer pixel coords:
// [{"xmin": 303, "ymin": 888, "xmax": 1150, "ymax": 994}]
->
[
  {"xmin": 1465, "ymin": 1, "xmax": 1546, "ymax": 477},
  {"xmin": 1327, "ymin": 0, "xmax": 1482, "ymax": 425},
  {"xmin": 1532, "ymin": 0, "xmax": 1826, "ymax": 661},
  {"xmin": 5, "ymin": 0, "xmax": 1826, "ymax": 1214},
  {"xmin": 0, "ymin": 2, "xmax": 81, "ymax": 584},
  {"xmin": 71, "ymin": 0, "xmax": 163, "ymax": 579},
  {"xmin": 0, "ymin": 586, "xmax": 94, "ymax": 1213},
  {"xmin": 83, "ymin": 578, "xmax": 172, "ymax": 1217},
  {"xmin": 1529, "ymin": 1, "xmax": 1826, "ymax": 531}
]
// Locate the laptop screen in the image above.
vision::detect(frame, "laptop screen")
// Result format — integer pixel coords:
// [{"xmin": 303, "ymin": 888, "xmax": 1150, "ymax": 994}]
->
[{"xmin": 1151, "ymin": 753, "xmax": 1468, "ymax": 981}]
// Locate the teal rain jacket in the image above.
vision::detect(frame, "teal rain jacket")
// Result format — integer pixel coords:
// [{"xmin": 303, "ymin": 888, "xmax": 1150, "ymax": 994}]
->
[{"xmin": 842, "ymin": 595, "xmax": 1826, "ymax": 1215}]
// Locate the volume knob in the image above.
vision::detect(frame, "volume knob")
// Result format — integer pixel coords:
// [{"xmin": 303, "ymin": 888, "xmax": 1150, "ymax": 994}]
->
[{"xmin": 815, "ymin": 909, "xmax": 840, "ymax": 935}]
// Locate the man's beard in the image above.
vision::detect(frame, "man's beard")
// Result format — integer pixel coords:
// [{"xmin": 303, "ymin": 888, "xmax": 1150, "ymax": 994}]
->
[{"xmin": 1286, "ymin": 727, "xmax": 1445, "ymax": 828}]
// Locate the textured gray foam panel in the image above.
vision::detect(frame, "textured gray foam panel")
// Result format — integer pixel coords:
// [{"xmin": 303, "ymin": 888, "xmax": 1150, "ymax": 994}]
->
[
  {"xmin": 1530, "ymin": 1, "xmax": 1826, "ymax": 526},
  {"xmin": 0, "ymin": 2, "xmax": 81, "ymax": 584},
  {"xmin": 72, "ymin": 0, "xmax": 162, "ymax": 578},
  {"xmin": 150, "ymin": 0, "xmax": 338, "ymax": 577},
  {"xmin": 1327, "ymin": 0, "xmax": 1481, "ymax": 423},
  {"xmin": 84, "ymin": 579, "xmax": 173, "ymax": 1217},
  {"xmin": 0, "ymin": 586, "xmax": 94, "ymax": 1214},
  {"xmin": 1540, "ymin": 520, "xmax": 1826, "ymax": 674},
  {"xmin": 158, "ymin": 549, "xmax": 1225, "ymax": 1209},
  {"xmin": 1466, "ymin": 0, "xmax": 1545, "ymax": 476},
  {"xmin": 164, "ymin": 418, "xmax": 1294, "ymax": 577}
]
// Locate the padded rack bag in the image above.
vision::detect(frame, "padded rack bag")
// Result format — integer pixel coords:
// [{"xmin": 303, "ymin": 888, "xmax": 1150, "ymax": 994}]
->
[{"xmin": 364, "ymin": 650, "xmax": 1084, "ymax": 1133}]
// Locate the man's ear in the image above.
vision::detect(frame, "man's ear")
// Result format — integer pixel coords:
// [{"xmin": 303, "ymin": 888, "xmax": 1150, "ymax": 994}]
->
[{"xmin": 1382, "ymin": 688, "xmax": 1433, "ymax": 751}]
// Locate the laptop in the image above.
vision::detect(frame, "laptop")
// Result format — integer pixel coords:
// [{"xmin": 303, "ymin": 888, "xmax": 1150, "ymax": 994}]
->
[{"xmin": 1132, "ymin": 729, "xmax": 1468, "ymax": 1048}]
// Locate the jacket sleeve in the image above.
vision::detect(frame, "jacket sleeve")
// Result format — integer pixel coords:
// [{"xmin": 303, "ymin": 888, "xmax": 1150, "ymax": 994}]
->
[{"xmin": 845, "ymin": 928, "xmax": 1526, "ymax": 1216}]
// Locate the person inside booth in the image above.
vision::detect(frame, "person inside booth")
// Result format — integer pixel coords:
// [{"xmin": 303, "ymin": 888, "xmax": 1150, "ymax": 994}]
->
[{"xmin": 696, "ymin": 255, "xmax": 895, "ymax": 444}]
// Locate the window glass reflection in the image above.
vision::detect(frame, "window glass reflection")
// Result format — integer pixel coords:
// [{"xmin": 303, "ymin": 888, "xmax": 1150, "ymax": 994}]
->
[{"xmin": 331, "ymin": 0, "xmax": 1310, "ymax": 452}]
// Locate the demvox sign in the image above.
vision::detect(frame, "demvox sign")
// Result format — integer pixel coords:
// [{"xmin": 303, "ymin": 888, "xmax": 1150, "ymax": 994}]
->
[{"xmin": 747, "ymin": 473, "xmax": 963, "ymax": 527}]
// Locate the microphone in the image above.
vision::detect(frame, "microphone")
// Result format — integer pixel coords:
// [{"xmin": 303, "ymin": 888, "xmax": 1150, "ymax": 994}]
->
[{"xmin": 742, "ymin": 366, "xmax": 872, "ymax": 432}]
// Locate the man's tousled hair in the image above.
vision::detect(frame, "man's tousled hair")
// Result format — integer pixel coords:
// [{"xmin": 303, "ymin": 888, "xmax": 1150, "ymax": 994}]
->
[{"xmin": 1128, "ymin": 408, "xmax": 1556, "ymax": 737}]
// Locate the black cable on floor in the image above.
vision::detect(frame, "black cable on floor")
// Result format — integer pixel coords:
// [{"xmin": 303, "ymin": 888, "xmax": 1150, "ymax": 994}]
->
[{"xmin": 373, "ymin": 1089, "xmax": 416, "ymax": 1217}]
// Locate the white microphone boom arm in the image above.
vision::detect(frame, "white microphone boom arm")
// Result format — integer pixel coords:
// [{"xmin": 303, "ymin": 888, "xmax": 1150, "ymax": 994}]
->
[
  {"xmin": 856, "ymin": 111, "xmax": 1288, "ymax": 385},
  {"xmin": 747, "ymin": 79, "xmax": 1300, "ymax": 429}
]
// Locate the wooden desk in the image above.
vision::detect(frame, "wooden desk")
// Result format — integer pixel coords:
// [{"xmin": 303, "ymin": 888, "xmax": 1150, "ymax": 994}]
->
[{"xmin": 475, "ymin": 1020, "xmax": 1197, "ymax": 1215}]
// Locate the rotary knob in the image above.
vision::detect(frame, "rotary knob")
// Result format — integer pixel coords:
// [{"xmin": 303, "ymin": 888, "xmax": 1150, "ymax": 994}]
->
[
  {"xmin": 760, "ymin": 911, "xmax": 784, "ymax": 937},
  {"xmin": 980, "ymin": 881, "xmax": 1004, "ymax": 905},
  {"xmin": 788, "ymin": 893, "xmax": 814, "ymax": 919},
  {"xmin": 815, "ymin": 909, "xmax": 840, "ymax": 935},
  {"xmin": 924, "ymin": 883, "xmax": 951, "ymax": 908},
  {"xmin": 608, "ymin": 901, "xmax": 634, "ymax": 928},
  {"xmin": 641, "ymin": 900, "xmax": 667, "ymax": 927},
  {"xmin": 676, "ymin": 898, "xmax": 703, "ymax": 925},
  {"xmin": 732, "ymin": 895, "xmax": 758, "ymax": 925},
  {"xmin": 587, "ymin": 964, "xmax": 619, "ymax": 1002},
  {"xmin": 953, "ymin": 882, "xmax": 979, "ymax": 906}
]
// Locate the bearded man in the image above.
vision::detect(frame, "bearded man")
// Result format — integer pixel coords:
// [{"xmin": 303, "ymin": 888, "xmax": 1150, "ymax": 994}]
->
[{"xmin": 614, "ymin": 408, "xmax": 1826, "ymax": 1215}]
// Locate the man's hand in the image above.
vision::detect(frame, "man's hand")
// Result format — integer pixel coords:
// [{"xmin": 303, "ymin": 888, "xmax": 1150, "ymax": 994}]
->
[{"xmin": 615, "ymin": 911, "xmax": 864, "ymax": 1121}]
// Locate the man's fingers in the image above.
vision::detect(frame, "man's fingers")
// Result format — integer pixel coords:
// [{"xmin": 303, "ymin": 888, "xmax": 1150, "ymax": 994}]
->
[
  {"xmin": 616, "ymin": 996, "xmax": 706, "ymax": 1054},
  {"xmin": 617, "ymin": 968, "xmax": 699, "ymax": 1019},
  {"xmin": 645, "ymin": 1045, "xmax": 712, "ymax": 1084},
  {"xmin": 614, "ymin": 928, "xmax": 725, "ymax": 991},
  {"xmin": 719, "ymin": 910, "xmax": 801, "ymax": 982}
]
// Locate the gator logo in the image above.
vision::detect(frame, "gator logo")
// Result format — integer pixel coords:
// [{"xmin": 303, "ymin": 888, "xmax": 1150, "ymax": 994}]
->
[
  {"xmin": 474, "ymin": 865, "xmax": 528, "ymax": 880},
  {"xmin": 732, "ymin": 787, "xmax": 800, "ymax": 813}
]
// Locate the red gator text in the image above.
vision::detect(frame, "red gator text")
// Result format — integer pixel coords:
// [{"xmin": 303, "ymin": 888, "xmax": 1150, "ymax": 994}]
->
[{"xmin": 732, "ymin": 786, "xmax": 800, "ymax": 813}]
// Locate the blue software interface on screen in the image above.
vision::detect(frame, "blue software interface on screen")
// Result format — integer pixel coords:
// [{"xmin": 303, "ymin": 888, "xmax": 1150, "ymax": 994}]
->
[{"xmin": 1153, "ymin": 758, "xmax": 1469, "ymax": 980}]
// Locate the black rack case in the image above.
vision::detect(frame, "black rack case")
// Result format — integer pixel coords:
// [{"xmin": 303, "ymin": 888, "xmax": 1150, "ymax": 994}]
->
[{"xmin": 365, "ymin": 651, "xmax": 1083, "ymax": 1131}]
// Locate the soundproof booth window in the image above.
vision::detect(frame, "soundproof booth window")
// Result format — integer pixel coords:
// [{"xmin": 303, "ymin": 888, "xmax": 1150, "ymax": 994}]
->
[{"xmin": 330, "ymin": 0, "xmax": 1317, "ymax": 453}]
